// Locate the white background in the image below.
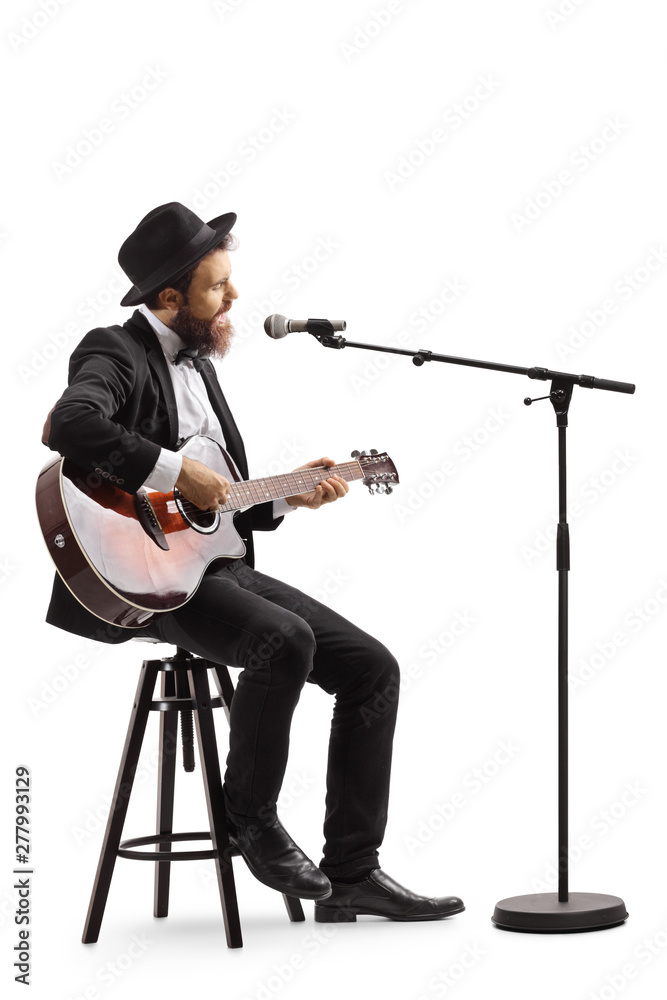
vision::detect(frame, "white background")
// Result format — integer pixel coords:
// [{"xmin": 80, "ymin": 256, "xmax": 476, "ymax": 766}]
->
[{"xmin": 3, "ymin": 1, "xmax": 666, "ymax": 998}]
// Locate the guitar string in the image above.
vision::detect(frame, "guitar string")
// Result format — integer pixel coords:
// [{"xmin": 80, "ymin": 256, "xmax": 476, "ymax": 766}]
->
[
  {"xmin": 174, "ymin": 468, "xmax": 365, "ymax": 516},
  {"xmin": 152, "ymin": 462, "xmax": 374, "ymax": 520}
]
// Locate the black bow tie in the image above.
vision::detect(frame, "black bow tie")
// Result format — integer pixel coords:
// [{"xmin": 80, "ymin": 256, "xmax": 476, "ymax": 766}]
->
[{"xmin": 174, "ymin": 348, "xmax": 208, "ymax": 372}]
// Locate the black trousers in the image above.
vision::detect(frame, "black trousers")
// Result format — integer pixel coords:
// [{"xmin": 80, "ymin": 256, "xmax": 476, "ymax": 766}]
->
[{"xmin": 136, "ymin": 558, "xmax": 400, "ymax": 878}]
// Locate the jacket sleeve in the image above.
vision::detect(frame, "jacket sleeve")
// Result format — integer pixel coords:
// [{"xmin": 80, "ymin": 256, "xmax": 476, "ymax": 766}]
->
[
  {"xmin": 46, "ymin": 327, "xmax": 162, "ymax": 495},
  {"xmin": 250, "ymin": 502, "xmax": 284, "ymax": 532}
]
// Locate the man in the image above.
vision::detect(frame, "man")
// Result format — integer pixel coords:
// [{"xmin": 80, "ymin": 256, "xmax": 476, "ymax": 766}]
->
[{"xmin": 43, "ymin": 202, "xmax": 463, "ymax": 922}]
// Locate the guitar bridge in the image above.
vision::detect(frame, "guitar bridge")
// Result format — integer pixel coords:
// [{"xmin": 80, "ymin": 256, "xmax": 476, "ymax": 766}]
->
[{"xmin": 133, "ymin": 493, "xmax": 170, "ymax": 551}]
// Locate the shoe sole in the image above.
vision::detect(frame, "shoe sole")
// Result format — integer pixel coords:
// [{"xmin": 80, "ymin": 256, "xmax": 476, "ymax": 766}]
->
[{"xmin": 314, "ymin": 903, "xmax": 466, "ymax": 922}]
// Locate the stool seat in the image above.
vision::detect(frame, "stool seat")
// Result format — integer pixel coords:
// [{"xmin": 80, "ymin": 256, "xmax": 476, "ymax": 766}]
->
[{"xmin": 81, "ymin": 647, "xmax": 305, "ymax": 949}]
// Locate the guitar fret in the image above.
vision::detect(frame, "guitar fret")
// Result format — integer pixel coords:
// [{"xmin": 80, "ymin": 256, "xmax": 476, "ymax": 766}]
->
[{"xmin": 220, "ymin": 461, "xmax": 367, "ymax": 511}]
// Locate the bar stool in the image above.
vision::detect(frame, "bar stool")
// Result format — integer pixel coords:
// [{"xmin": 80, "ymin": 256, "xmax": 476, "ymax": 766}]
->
[{"xmin": 82, "ymin": 644, "xmax": 305, "ymax": 949}]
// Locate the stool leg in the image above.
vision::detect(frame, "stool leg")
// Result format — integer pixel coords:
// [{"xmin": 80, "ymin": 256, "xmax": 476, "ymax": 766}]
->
[
  {"xmin": 154, "ymin": 670, "xmax": 179, "ymax": 918},
  {"xmin": 188, "ymin": 666, "xmax": 243, "ymax": 949},
  {"xmin": 283, "ymin": 895, "xmax": 306, "ymax": 922},
  {"xmin": 82, "ymin": 660, "xmax": 160, "ymax": 943}
]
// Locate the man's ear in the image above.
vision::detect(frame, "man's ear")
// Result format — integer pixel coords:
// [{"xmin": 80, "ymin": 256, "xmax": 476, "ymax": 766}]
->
[{"xmin": 157, "ymin": 286, "xmax": 183, "ymax": 313}]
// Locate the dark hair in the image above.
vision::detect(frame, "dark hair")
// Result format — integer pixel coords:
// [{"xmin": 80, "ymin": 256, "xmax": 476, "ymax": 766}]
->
[{"xmin": 143, "ymin": 232, "xmax": 238, "ymax": 309}]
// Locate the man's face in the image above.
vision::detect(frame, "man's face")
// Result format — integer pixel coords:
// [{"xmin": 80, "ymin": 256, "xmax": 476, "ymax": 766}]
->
[{"xmin": 169, "ymin": 249, "xmax": 239, "ymax": 359}]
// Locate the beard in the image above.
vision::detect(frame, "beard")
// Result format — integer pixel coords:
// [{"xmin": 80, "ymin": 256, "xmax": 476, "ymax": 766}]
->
[{"xmin": 170, "ymin": 302, "xmax": 235, "ymax": 360}]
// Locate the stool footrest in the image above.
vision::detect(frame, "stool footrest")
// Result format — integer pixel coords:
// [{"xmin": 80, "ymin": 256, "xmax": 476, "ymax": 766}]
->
[
  {"xmin": 118, "ymin": 831, "xmax": 240, "ymax": 862},
  {"xmin": 149, "ymin": 695, "xmax": 223, "ymax": 712}
]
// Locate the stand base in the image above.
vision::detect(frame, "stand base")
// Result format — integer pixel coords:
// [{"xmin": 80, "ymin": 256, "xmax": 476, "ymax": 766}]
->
[{"xmin": 492, "ymin": 892, "xmax": 628, "ymax": 933}]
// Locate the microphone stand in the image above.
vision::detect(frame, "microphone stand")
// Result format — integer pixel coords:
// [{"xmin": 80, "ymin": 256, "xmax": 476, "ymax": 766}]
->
[{"xmin": 306, "ymin": 320, "xmax": 634, "ymax": 932}]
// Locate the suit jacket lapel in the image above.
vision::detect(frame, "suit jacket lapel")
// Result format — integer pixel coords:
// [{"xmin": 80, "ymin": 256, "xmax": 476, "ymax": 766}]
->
[{"xmin": 125, "ymin": 311, "xmax": 179, "ymax": 449}]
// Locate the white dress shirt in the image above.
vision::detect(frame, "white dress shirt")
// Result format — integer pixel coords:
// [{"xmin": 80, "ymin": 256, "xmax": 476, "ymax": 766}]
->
[{"xmin": 138, "ymin": 304, "xmax": 295, "ymax": 518}]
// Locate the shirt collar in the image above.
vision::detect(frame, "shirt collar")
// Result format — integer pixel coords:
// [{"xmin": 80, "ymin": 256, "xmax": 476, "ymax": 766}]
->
[{"xmin": 137, "ymin": 303, "xmax": 186, "ymax": 363}]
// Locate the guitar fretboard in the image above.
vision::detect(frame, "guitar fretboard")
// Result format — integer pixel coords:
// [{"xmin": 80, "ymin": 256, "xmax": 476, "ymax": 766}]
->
[{"xmin": 219, "ymin": 460, "xmax": 365, "ymax": 511}]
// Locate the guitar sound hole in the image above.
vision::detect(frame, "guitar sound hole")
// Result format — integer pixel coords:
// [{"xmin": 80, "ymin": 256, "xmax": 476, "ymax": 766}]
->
[{"xmin": 174, "ymin": 489, "xmax": 220, "ymax": 534}]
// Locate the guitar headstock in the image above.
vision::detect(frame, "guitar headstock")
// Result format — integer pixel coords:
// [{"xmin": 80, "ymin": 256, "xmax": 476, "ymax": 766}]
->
[{"xmin": 351, "ymin": 450, "xmax": 399, "ymax": 495}]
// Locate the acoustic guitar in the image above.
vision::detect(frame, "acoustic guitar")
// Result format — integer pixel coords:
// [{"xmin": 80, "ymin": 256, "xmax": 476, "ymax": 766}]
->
[{"xmin": 36, "ymin": 435, "xmax": 399, "ymax": 628}]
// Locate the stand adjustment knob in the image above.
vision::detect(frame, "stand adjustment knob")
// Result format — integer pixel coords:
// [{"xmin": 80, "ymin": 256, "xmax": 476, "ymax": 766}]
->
[{"xmin": 524, "ymin": 389, "xmax": 566, "ymax": 406}]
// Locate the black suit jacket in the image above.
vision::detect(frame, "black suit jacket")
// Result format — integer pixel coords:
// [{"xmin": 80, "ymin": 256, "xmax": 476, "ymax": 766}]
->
[{"xmin": 44, "ymin": 309, "xmax": 283, "ymax": 643}]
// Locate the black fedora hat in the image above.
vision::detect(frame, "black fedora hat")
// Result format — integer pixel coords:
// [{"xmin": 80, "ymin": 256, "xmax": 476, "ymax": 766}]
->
[{"xmin": 118, "ymin": 202, "xmax": 237, "ymax": 307}]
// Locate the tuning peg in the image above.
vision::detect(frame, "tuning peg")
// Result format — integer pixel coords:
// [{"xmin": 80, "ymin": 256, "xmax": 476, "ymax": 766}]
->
[
  {"xmin": 370, "ymin": 449, "xmax": 378, "ymax": 455},
  {"xmin": 351, "ymin": 450, "xmax": 360, "ymax": 458},
  {"xmin": 367, "ymin": 482, "xmax": 377, "ymax": 494},
  {"xmin": 385, "ymin": 486, "xmax": 392, "ymax": 495}
]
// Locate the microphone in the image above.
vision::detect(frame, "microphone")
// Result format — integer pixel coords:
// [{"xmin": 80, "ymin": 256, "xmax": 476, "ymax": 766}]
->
[{"xmin": 264, "ymin": 314, "xmax": 346, "ymax": 339}]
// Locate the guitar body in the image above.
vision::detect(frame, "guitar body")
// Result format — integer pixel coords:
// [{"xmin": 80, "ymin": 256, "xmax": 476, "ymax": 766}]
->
[
  {"xmin": 36, "ymin": 436, "xmax": 247, "ymax": 629},
  {"xmin": 36, "ymin": 436, "xmax": 398, "ymax": 629}
]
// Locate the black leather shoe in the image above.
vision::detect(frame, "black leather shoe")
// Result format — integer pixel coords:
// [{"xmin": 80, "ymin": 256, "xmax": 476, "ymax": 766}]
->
[
  {"xmin": 226, "ymin": 813, "xmax": 332, "ymax": 900},
  {"xmin": 314, "ymin": 869, "xmax": 464, "ymax": 922}
]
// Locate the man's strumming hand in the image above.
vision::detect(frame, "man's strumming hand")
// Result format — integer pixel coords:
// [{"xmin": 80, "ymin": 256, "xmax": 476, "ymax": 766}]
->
[{"xmin": 175, "ymin": 455, "xmax": 231, "ymax": 511}]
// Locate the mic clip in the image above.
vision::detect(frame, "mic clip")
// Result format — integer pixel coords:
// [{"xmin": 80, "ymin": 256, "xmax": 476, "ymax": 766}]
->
[
  {"xmin": 318, "ymin": 335, "xmax": 346, "ymax": 348},
  {"xmin": 309, "ymin": 319, "xmax": 347, "ymax": 349}
]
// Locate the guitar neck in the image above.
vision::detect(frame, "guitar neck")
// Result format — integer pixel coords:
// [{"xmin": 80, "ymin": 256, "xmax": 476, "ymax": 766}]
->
[{"xmin": 219, "ymin": 460, "xmax": 365, "ymax": 512}]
